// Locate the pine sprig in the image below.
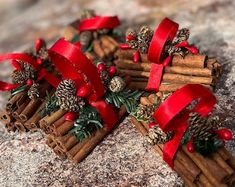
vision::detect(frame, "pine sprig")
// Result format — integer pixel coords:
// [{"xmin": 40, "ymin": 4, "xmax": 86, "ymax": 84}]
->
[
  {"xmin": 104, "ymin": 89, "xmax": 143, "ymax": 113},
  {"xmin": 69, "ymin": 106, "xmax": 103, "ymax": 142},
  {"xmin": 40, "ymin": 92, "xmax": 60, "ymax": 117}
]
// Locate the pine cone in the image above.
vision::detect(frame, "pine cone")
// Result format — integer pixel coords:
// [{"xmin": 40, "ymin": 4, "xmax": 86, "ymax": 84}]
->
[
  {"xmin": 137, "ymin": 26, "xmax": 154, "ymax": 54},
  {"xmin": 80, "ymin": 31, "xmax": 93, "ymax": 49},
  {"xmin": 187, "ymin": 112, "xmax": 223, "ymax": 140},
  {"xmin": 28, "ymin": 83, "xmax": 40, "ymax": 99},
  {"xmin": 173, "ymin": 28, "xmax": 190, "ymax": 44},
  {"xmin": 167, "ymin": 45, "xmax": 188, "ymax": 57},
  {"xmin": 135, "ymin": 104, "xmax": 156, "ymax": 122},
  {"xmin": 11, "ymin": 62, "xmax": 36, "ymax": 84},
  {"xmin": 38, "ymin": 47, "xmax": 49, "ymax": 61},
  {"xmin": 146, "ymin": 125, "xmax": 173, "ymax": 145},
  {"xmin": 126, "ymin": 28, "xmax": 138, "ymax": 49},
  {"xmin": 108, "ymin": 76, "xmax": 126, "ymax": 92},
  {"xmin": 79, "ymin": 9, "xmax": 96, "ymax": 20},
  {"xmin": 100, "ymin": 70, "xmax": 111, "ymax": 88},
  {"xmin": 55, "ymin": 79, "xmax": 85, "ymax": 112}
]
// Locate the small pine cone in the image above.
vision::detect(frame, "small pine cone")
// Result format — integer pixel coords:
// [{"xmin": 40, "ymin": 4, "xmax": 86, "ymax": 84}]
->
[
  {"xmin": 173, "ymin": 28, "xmax": 190, "ymax": 44},
  {"xmin": 80, "ymin": 9, "xmax": 96, "ymax": 20},
  {"xmin": 56, "ymin": 79, "xmax": 77, "ymax": 97},
  {"xmin": 55, "ymin": 79, "xmax": 85, "ymax": 112},
  {"xmin": 80, "ymin": 31, "xmax": 93, "ymax": 48},
  {"xmin": 100, "ymin": 70, "xmax": 111, "ymax": 88},
  {"xmin": 146, "ymin": 125, "xmax": 173, "ymax": 145},
  {"xmin": 137, "ymin": 26, "xmax": 154, "ymax": 54},
  {"xmin": 135, "ymin": 104, "xmax": 156, "ymax": 122},
  {"xmin": 11, "ymin": 62, "xmax": 36, "ymax": 84},
  {"xmin": 28, "ymin": 83, "xmax": 40, "ymax": 99},
  {"xmin": 126, "ymin": 28, "xmax": 138, "ymax": 49},
  {"xmin": 38, "ymin": 47, "xmax": 49, "ymax": 61},
  {"xmin": 108, "ymin": 76, "xmax": 126, "ymax": 92},
  {"xmin": 167, "ymin": 46, "xmax": 188, "ymax": 57},
  {"xmin": 187, "ymin": 112, "xmax": 220, "ymax": 140}
]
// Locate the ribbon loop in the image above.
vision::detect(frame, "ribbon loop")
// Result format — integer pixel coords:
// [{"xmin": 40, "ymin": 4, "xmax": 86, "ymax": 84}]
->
[{"xmin": 78, "ymin": 16, "xmax": 120, "ymax": 32}]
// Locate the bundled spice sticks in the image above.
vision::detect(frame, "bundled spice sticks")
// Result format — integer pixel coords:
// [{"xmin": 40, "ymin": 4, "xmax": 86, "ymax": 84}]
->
[
  {"xmin": 115, "ymin": 18, "xmax": 222, "ymax": 92},
  {"xmin": 0, "ymin": 39, "xmax": 55, "ymax": 132},
  {"xmin": 131, "ymin": 92, "xmax": 235, "ymax": 187}
]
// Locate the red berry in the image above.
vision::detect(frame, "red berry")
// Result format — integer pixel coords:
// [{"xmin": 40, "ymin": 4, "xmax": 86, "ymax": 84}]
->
[
  {"xmin": 37, "ymin": 58, "xmax": 43, "ymax": 65},
  {"xmin": 97, "ymin": 63, "xmax": 106, "ymax": 72},
  {"xmin": 76, "ymin": 85, "xmax": 91, "ymax": 98},
  {"xmin": 119, "ymin": 43, "xmax": 131, "ymax": 50},
  {"xmin": 148, "ymin": 122, "xmax": 156, "ymax": 129},
  {"xmin": 35, "ymin": 38, "xmax": 45, "ymax": 53},
  {"xmin": 64, "ymin": 112, "xmax": 77, "ymax": 121},
  {"xmin": 187, "ymin": 139, "xmax": 195, "ymax": 153},
  {"xmin": 26, "ymin": 79, "xmax": 33, "ymax": 86},
  {"xmin": 215, "ymin": 129, "xmax": 233, "ymax": 141},
  {"xmin": 108, "ymin": 66, "xmax": 116, "ymax": 76},
  {"xmin": 133, "ymin": 50, "xmax": 140, "ymax": 63},
  {"xmin": 126, "ymin": 34, "xmax": 136, "ymax": 41}
]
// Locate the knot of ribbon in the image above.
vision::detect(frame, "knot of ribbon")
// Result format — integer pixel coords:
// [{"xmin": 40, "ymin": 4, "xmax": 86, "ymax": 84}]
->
[
  {"xmin": 151, "ymin": 84, "xmax": 216, "ymax": 168},
  {"xmin": 78, "ymin": 16, "xmax": 120, "ymax": 32},
  {"xmin": 48, "ymin": 38, "xmax": 118, "ymax": 130},
  {"xmin": 146, "ymin": 18, "xmax": 198, "ymax": 91}
]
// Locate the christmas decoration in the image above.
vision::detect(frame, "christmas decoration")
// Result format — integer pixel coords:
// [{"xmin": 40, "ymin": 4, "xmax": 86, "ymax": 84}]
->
[
  {"xmin": 131, "ymin": 84, "xmax": 235, "ymax": 187},
  {"xmin": 116, "ymin": 18, "xmax": 222, "ymax": 92},
  {"xmin": 0, "ymin": 38, "xmax": 59, "ymax": 132}
]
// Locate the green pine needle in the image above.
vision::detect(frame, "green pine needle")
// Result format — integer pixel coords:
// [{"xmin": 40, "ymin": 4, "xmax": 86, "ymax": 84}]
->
[
  {"xmin": 40, "ymin": 92, "xmax": 60, "ymax": 117},
  {"xmin": 104, "ymin": 89, "xmax": 143, "ymax": 113},
  {"xmin": 69, "ymin": 106, "xmax": 103, "ymax": 142}
]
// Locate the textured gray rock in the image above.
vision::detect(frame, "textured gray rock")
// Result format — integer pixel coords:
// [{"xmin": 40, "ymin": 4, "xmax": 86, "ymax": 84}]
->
[{"xmin": 0, "ymin": 0, "xmax": 235, "ymax": 186}]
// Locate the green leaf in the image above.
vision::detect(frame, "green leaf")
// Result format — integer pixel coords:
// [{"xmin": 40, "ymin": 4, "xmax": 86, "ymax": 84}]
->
[{"xmin": 71, "ymin": 34, "xmax": 80, "ymax": 43}]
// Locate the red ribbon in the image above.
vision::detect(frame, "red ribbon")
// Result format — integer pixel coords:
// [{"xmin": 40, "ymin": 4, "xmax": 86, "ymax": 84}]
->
[
  {"xmin": 48, "ymin": 38, "xmax": 118, "ymax": 130},
  {"xmin": 78, "ymin": 16, "xmax": 120, "ymax": 32},
  {"xmin": 0, "ymin": 52, "xmax": 60, "ymax": 90},
  {"xmin": 146, "ymin": 18, "xmax": 198, "ymax": 91},
  {"xmin": 152, "ymin": 84, "xmax": 216, "ymax": 168}
]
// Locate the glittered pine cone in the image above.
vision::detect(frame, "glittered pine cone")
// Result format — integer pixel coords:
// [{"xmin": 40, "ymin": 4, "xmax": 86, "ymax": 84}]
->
[
  {"xmin": 55, "ymin": 79, "xmax": 85, "ymax": 112},
  {"xmin": 108, "ymin": 76, "xmax": 126, "ymax": 93},
  {"xmin": 146, "ymin": 125, "xmax": 173, "ymax": 145},
  {"xmin": 11, "ymin": 62, "xmax": 36, "ymax": 84},
  {"xmin": 137, "ymin": 26, "xmax": 154, "ymax": 54}
]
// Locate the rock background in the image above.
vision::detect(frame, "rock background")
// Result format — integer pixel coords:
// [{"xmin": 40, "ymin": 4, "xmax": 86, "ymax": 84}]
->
[{"xmin": 0, "ymin": 0, "xmax": 234, "ymax": 186}]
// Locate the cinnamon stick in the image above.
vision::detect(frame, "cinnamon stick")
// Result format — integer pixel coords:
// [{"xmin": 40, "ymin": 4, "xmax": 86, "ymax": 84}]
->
[
  {"xmin": 56, "ymin": 134, "xmax": 78, "ymax": 151},
  {"xmin": 66, "ymin": 138, "xmax": 89, "ymax": 160},
  {"xmin": 53, "ymin": 120, "xmax": 74, "ymax": 136},
  {"xmin": 115, "ymin": 60, "xmax": 212, "ymax": 77},
  {"xmin": 39, "ymin": 109, "xmax": 66, "ymax": 132},
  {"xmin": 14, "ymin": 121, "xmax": 27, "ymax": 132},
  {"xmin": 93, "ymin": 40, "xmax": 105, "ymax": 59},
  {"xmin": 100, "ymin": 35, "xmax": 117, "ymax": 52},
  {"xmin": 0, "ymin": 111, "xmax": 13, "ymax": 124},
  {"xmin": 172, "ymin": 54, "xmax": 206, "ymax": 68},
  {"xmin": 6, "ymin": 91, "xmax": 27, "ymax": 112},
  {"xmin": 12, "ymin": 98, "xmax": 30, "ymax": 120}
]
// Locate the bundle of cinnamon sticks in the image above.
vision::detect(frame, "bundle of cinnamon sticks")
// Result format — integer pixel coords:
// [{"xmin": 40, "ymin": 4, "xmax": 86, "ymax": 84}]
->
[
  {"xmin": 0, "ymin": 81, "xmax": 53, "ymax": 132},
  {"xmin": 131, "ymin": 94, "xmax": 235, "ymax": 187},
  {"xmin": 115, "ymin": 49, "xmax": 222, "ymax": 92},
  {"xmin": 42, "ymin": 106, "xmax": 126, "ymax": 163},
  {"xmin": 64, "ymin": 20, "xmax": 120, "ymax": 62}
]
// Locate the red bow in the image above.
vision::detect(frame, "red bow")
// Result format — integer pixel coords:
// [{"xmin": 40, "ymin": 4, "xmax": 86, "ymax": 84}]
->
[
  {"xmin": 0, "ymin": 52, "xmax": 60, "ymax": 91},
  {"xmin": 147, "ymin": 18, "xmax": 198, "ymax": 91},
  {"xmin": 152, "ymin": 84, "xmax": 216, "ymax": 168},
  {"xmin": 48, "ymin": 38, "xmax": 118, "ymax": 130},
  {"xmin": 78, "ymin": 16, "xmax": 120, "ymax": 32}
]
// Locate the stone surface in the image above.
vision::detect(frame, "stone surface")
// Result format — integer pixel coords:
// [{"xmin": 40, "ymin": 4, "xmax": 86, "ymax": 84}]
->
[{"xmin": 0, "ymin": 0, "xmax": 235, "ymax": 186}]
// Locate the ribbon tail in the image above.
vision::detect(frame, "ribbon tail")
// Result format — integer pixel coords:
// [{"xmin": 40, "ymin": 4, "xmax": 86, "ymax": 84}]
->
[
  {"xmin": 146, "ymin": 64, "xmax": 163, "ymax": 91},
  {"xmin": 89, "ymin": 100, "xmax": 118, "ymax": 130},
  {"xmin": 163, "ymin": 116, "xmax": 188, "ymax": 168},
  {"xmin": 0, "ymin": 81, "xmax": 21, "ymax": 91}
]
